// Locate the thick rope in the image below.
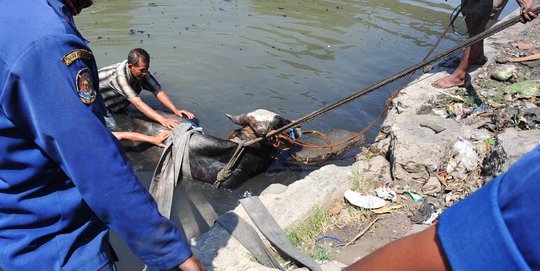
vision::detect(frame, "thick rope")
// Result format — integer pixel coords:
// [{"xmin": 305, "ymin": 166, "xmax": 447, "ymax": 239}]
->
[
  {"xmin": 259, "ymin": 8, "xmax": 538, "ymax": 144},
  {"xmin": 213, "ymin": 7, "xmax": 538, "ymax": 182},
  {"xmin": 213, "ymin": 140, "xmax": 246, "ymax": 188},
  {"xmin": 288, "ymin": 9, "xmax": 459, "ymax": 152}
]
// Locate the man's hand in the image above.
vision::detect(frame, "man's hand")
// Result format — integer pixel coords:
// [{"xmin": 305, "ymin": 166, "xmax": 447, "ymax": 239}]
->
[
  {"xmin": 517, "ymin": 0, "xmax": 538, "ymax": 22},
  {"xmin": 160, "ymin": 117, "xmax": 181, "ymax": 129},
  {"xmin": 178, "ymin": 255, "xmax": 206, "ymax": 271},
  {"xmin": 150, "ymin": 131, "xmax": 170, "ymax": 147},
  {"xmin": 154, "ymin": 90, "xmax": 195, "ymax": 120},
  {"xmin": 174, "ymin": 109, "xmax": 195, "ymax": 120}
]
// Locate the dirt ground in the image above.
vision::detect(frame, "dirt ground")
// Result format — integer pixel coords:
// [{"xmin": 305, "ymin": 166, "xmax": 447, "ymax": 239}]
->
[
  {"xmin": 315, "ymin": 194, "xmax": 428, "ymax": 265},
  {"xmin": 314, "ymin": 18, "xmax": 540, "ymax": 266},
  {"xmin": 329, "ymin": 211, "xmax": 421, "ymax": 265}
]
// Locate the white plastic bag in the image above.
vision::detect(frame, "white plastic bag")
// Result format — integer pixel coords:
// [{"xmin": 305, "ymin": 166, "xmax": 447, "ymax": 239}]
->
[{"xmin": 344, "ymin": 190, "xmax": 386, "ymax": 209}]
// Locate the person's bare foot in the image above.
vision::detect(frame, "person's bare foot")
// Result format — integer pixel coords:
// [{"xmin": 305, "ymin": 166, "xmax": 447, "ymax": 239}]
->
[{"xmin": 431, "ymin": 74, "xmax": 465, "ymax": 89}]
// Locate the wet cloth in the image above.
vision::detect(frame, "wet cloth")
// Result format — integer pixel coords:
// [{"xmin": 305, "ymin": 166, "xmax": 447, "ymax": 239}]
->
[
  {"xmin": 0, "ymin": 1, "xmax": 191, "ymax": 270},
  {"xmin": 437, "ymin": 145, "xmax": 540, "ymax": 270},
  {"xmin": 461, "ymin": 0, "xmax": 510, "ymax": 19},
  {"xmin": 98, "ymin": 60, "xmax": 162, "ymax": 112},
  {"xmin": 150, "ymin": 123, "xmax": 203, "ymax": 219}
]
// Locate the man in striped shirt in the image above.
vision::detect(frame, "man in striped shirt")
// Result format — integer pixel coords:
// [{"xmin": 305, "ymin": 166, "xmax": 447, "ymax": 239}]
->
[{"xmin": 98, "ymin": 48, "xmax": 195, "ymax": 129}]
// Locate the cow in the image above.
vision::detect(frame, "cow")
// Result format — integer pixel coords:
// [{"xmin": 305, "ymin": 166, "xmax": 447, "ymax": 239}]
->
[
  {"xmin": 187, "ymin": 109, "xmax": 302, "ymax": 188},
  {"xmin": 122, "ymin": 109, "xmax": 302, "ymax": 189}
]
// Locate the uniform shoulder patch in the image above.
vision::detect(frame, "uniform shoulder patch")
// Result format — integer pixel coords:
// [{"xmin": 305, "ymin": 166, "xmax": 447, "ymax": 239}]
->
[
  {"xmin": 62, "ymin": 49, "xmax": 93, "ymax": 66},
  {"xmin": 76, "ymin": 68, "xmax": 97, "ymax": 104}
]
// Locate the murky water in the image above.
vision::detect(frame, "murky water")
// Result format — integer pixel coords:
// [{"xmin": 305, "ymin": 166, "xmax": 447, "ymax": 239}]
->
[{"xmin": 75, "ymin": 0, "xmax": 518, "ymax": 269}]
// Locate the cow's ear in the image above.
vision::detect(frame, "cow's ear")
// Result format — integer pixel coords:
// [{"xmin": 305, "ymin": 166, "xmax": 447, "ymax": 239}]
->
[{"xmin": 225, "ymin": 113, "xmax": 249, "ymax": 126}]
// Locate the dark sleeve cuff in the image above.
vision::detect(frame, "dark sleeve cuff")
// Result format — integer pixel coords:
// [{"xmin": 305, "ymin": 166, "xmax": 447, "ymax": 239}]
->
[{"xmin": 437, "ymin": 176, "xmax": 529, "ymax": 270}]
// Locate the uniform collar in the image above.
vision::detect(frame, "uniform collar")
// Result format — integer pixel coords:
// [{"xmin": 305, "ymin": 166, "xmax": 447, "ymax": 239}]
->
[{"xmin": 47, "ymin": 0, "xmax": 89, "ymax": 43}]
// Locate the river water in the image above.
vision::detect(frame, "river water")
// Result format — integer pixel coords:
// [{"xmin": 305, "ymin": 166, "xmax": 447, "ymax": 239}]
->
[{"xmin": 75, "ymin": 0, "xmax": 518, "ymax": 269}]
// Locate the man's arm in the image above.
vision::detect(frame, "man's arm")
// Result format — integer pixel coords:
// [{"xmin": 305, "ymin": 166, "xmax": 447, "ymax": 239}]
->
[
  {"xmin": 128, "ymin": 96, "xmax": 180, "ymax": 129},
  {"xmin": 154, "ymin": 89, "xmax": 195, "ymax": 119},
  {"xmin": 113, "ymin": 130, "xmax": 170, "ymax": 147},
  {"xmin": 344, "ymin": 225, "xmax": 450, "ymax": 271}
]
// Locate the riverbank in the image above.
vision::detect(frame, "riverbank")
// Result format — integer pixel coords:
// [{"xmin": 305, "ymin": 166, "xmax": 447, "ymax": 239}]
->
[{"xmin": 191, "ymin": 9, "xmax": 540, "ymax": 270}]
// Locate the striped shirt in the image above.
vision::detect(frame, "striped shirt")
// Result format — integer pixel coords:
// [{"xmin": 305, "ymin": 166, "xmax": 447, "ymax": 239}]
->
[{"xmin": 98, "ymin": 60, "xmax": 162, "ymax": 112}]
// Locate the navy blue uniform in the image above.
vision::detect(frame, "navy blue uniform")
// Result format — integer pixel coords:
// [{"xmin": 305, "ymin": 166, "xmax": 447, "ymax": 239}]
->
[{"xmin": 0, "ymin": 1, "xmax": 191, "ymax": 270}]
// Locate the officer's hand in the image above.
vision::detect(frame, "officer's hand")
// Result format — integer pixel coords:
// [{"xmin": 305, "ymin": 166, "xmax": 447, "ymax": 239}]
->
[
  {"xmin": 178, "ymin": 255, "xmax": 206, "ymax": 271},
  {"xmin": 151, "ymin": 131, "xmax": 171, "ymax": 147},
  {"xmin": 160, "ymin": 118, "xmax": 180, "ymax": 129},
  {"xmin": 175, "ymin": 109, "xmax": 195, "ymax": 120}
]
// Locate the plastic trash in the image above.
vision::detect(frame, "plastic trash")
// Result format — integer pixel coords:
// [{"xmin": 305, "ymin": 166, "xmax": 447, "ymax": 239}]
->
[
  {"xmin": 491, "ymin": 65, "xmax": 517, "ymax": 81},
  {"xmin": 411, "ymin": 200, "xmax": 435, "ymax": 223},
  {"xmin": 447, "ymin": 139, "xmax": 478, "ymax": 179},
  {"xmin": 404, "ymin": 188, "xmax": 425, "ymax": 202},
  {"xmin": 372, "ymin": 204, "xmax": 403, "ymax": 214},
  {"xmin": 473, "ymin": 129, "xmax": 492, "ymax": 140},
  {"xmin": 423, "ymin": 210, "xmax": 442, "ymax": 225},
  {"xmin": 344, "ymin": 190, "xmax": 386, "ymax": 209},
  {"xmin": 472, "ymin": 103, "xmax": 489, "ymax": 114},
  {"xmin": 506, "ymin": 80, "xmax": 540, "ymax": 98},
  {"xmin": 375, "ymin": 186, "xmax": 397, "ymax": 202},
  {"xmin": 315, "ymin": 235, "xmax": 344, "ymax": 247},
  {"xmin": 448, "ymin": 103, "xmax": 466, "ymax": 120}
]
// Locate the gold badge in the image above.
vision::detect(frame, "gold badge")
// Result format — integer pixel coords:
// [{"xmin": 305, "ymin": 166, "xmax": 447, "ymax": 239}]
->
[
  {"xmin": 62, "ymin": 49, "xmax": 93, "ymax": 66},
  {"xmin": 76, "ymin": 68, "xmax": 96, "ymax": 104}
]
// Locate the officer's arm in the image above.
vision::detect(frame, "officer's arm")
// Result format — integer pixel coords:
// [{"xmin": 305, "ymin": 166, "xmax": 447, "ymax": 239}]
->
[{"xmin": 1, "ymin": 36, "xmax": 194, "ymax": 271}]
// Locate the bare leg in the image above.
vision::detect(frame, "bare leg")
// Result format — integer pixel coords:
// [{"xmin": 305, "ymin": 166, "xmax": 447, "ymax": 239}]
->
[{"xmin": 432, "ymin": 15, "xmax": 489, "ymax": 89}]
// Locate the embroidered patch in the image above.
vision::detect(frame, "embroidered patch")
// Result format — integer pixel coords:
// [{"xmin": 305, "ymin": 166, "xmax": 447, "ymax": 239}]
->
[
  {"xmin": 76, "ymin": 68, "xmax": 96, "ymax": 104},
  {"xmin": 62, "ymin": 49, "xmax": 93, "ymax": 66}
]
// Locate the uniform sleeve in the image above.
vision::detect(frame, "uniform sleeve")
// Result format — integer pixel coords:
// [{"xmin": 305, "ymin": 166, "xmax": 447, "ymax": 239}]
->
[
  {"xmin": 142, "ymin": 73, "xmax": 162, "ymax": 94},
  {"xmin": 437, "ymin": 146, "xmax": 540, "ymax": 270},
  {"xmin": 0, "ymin": 36, "xmax": 191, "ymax": 270}
]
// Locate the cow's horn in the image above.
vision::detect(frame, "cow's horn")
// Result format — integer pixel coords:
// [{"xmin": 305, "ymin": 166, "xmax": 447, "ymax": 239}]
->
[{"xmin": 225, "ymin": 113, "xmax": 248, "ymax": 126}]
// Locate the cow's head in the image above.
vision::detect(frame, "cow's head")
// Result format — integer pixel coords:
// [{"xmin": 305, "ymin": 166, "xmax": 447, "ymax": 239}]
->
[{"xmin": 225, "ymin": 109, "xmax": 302, "ymax": 143}]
